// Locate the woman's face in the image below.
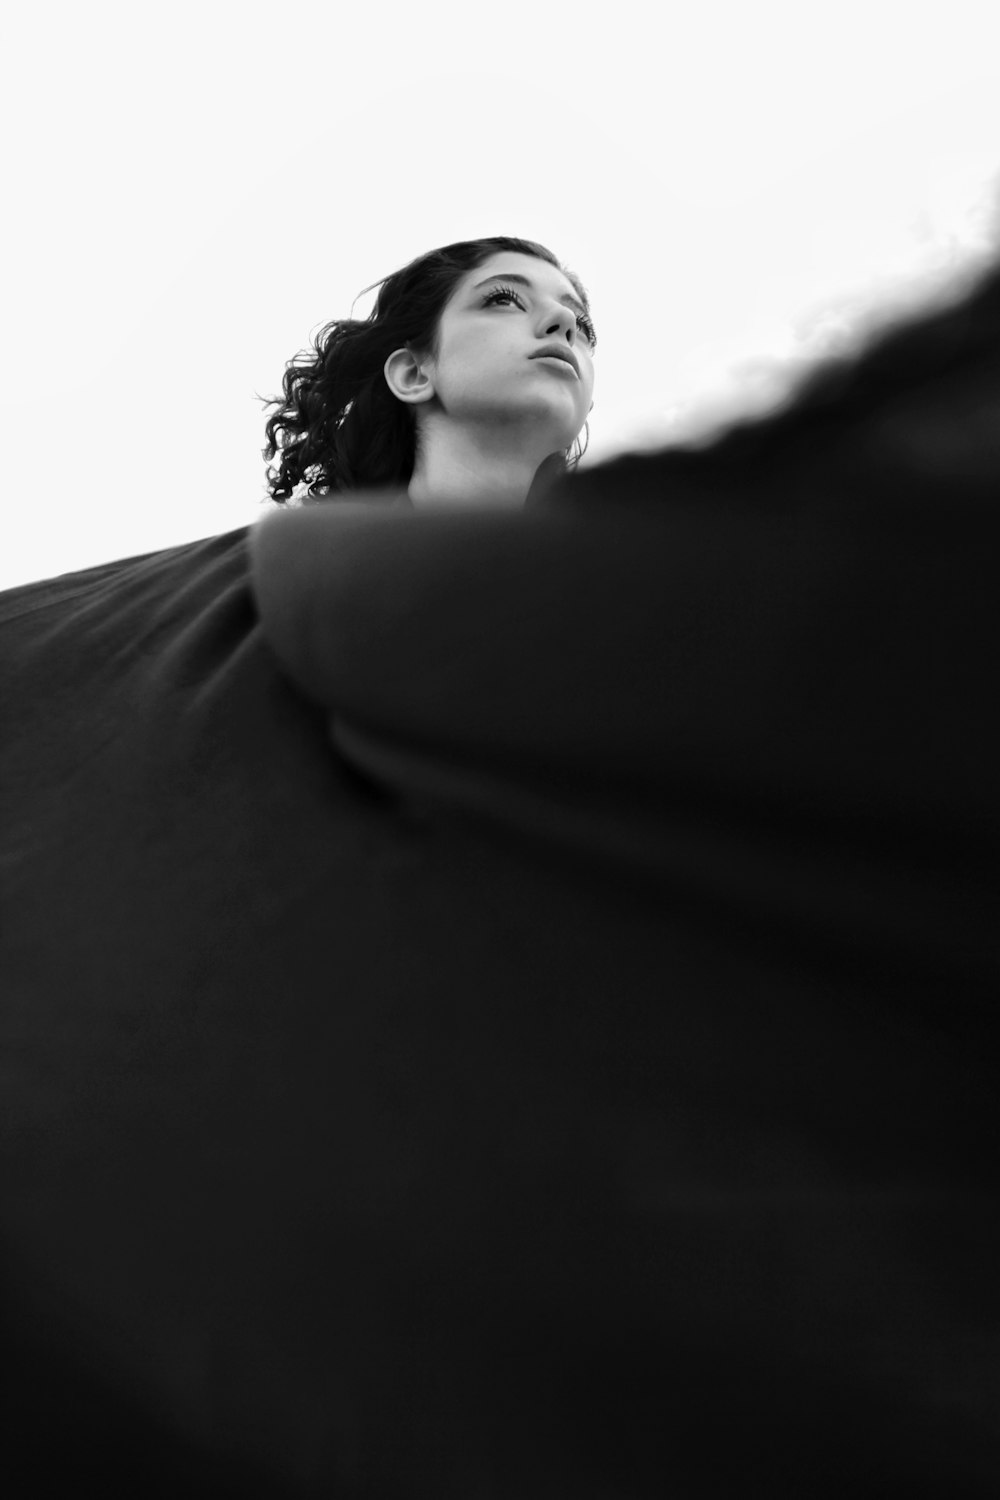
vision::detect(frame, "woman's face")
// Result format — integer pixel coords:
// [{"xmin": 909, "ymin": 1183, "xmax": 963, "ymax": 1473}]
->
[{"xmin": 417, "ymin": 251, "xmax": 596, "ymax": 450}]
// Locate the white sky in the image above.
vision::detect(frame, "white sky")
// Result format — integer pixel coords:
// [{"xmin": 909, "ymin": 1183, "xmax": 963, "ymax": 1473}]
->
[{"xmin": 2, "ymin": 0, "xmax": 998, "ymax": 587}]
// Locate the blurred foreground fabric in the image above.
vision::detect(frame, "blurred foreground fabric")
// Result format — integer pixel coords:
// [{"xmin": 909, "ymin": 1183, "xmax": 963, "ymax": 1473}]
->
[{"xmin": 1, "ymin": 264, "xmax": 999, "ymax": 1496}]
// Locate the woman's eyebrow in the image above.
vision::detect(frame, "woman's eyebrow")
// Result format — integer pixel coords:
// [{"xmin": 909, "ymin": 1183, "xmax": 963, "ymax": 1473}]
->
[{"xmin": 473, "ymin": 272, "xmax": 587, "ymax": 319}]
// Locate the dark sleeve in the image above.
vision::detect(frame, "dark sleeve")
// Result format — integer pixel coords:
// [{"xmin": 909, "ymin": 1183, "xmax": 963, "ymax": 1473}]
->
[{"xmin": 1, "ymin": 465, "xmax": 998, "ymax": 1500}]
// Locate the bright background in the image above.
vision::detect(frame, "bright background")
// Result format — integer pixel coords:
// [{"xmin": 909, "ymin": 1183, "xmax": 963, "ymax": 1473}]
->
[{"xmin": 2, "ymin": 0, "xmax": 998, "ymax": 587}]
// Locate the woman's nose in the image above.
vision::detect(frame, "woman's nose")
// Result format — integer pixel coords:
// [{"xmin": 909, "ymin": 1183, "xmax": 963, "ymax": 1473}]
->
[{"xmin": 543, "ymin": 305, "xmax": 576, "ymax": 341}]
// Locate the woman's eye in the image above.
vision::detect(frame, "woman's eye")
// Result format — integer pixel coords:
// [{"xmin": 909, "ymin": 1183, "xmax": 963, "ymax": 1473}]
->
[
  {"xmin": 482, "ymin": 286, "xmax": 525, "ymax": 309},
  {"xmin": 483, "ymin": 285, "xmax": 597, "ymax": 350},
  {"xmin": 576, "ymin": 313, "xmax": 597, "ymax": 348}
]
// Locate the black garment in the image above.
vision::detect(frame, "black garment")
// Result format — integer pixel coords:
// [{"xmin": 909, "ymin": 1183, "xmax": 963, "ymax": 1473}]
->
[{"xmin": 1, "ymin": 469, "xmax": 997, "ymax": 1495}]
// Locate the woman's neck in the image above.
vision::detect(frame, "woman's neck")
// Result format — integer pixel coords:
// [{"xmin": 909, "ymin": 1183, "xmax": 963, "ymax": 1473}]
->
[{"xmin": 407, "ymin": 424, "xmax": 553, "ymax": 509}]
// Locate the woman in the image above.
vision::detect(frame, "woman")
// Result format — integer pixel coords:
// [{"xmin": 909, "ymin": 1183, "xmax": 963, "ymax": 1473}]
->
[{"xmin": 261, "ymin": 236, "xmax": 597, "ymax": 509}]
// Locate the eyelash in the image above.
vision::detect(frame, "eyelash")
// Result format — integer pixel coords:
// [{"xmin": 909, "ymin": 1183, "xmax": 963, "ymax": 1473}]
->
[{"xmin": 482, "ymin": 284, "xmax": 597, "ymax": 349}]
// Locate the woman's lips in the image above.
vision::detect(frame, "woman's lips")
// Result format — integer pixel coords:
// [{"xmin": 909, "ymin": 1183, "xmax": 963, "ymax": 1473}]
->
[{"xmin": 530, "ymin": 355, "xmax": 579, "ymax": 378}]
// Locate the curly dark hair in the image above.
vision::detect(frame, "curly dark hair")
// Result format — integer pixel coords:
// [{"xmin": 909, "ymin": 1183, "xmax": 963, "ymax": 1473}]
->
[{"xmin": 259, "ymin": 236, "xmax": 593, "ymax": 504}]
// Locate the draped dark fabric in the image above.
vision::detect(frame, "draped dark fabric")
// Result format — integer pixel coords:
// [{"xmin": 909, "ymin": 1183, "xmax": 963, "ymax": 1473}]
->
[{"xmin": 1, "ymin": 263, "xmax": 999, "ymax": 1496}]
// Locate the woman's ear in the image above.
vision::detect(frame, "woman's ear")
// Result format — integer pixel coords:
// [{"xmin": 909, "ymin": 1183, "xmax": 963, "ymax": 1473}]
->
[{"xmin": 384, "ymin": 348, "xmax": 435, "ymax": 405}]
